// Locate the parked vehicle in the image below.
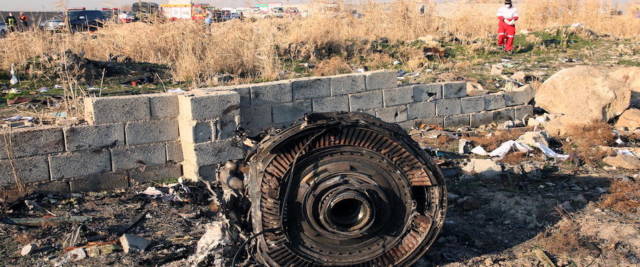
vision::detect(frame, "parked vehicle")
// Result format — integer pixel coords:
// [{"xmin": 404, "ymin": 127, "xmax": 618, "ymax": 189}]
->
[
  {"xmin": 67, "ymin": 10, "xmax": 106, "ymax": 32},
  {"xmin": 0, "ymin": 22, "xmax": 7, "ymax": 37},
  {"xmin": 39, "ymin": 16, "xmax": 66, "ymax": 32}
]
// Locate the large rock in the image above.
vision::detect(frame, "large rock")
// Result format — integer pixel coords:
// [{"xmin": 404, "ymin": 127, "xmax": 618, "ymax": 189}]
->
[
  {"xmin": 610, "ymin": 67, "xmax": 640, "ymax": 108},
  {"xmin": 535, "ymin": 66, "xmax": 631, "ymax": 122},
  {"xmin": 615, "ymin": 108, "xmax": 640, "ymax": 131},
  {"xmin": 603, "ymin": 154, "xmax": 640, "ymax": 170},
  {"xmin": 544, "ymin": 115, "xmax": 584, "ymax": 137}
]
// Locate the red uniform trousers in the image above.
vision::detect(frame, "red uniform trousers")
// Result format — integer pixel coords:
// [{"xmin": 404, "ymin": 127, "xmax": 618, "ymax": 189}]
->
[{"xmin": 497, "ymin": 19, "xmax": 516, "ymax": 51}]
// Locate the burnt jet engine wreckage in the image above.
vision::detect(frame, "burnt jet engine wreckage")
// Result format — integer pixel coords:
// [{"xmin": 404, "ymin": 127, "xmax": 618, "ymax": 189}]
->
[{"xmin": 243, "ymin": 112, "xmax": 447, "ymax": 266}]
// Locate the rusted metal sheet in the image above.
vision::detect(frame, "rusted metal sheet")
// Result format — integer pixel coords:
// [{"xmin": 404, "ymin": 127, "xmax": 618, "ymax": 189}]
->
[{"xmin": 246, "ymin": 112, "xmax": 447, "ymax": 266}]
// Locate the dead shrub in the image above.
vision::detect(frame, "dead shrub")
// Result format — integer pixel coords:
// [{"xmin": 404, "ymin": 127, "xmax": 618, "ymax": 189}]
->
[
  {"xmin": 312, "ymin": 57, "xmax": 353, "ymax": 76},
  {"xmin": 600, "ymin": 180, "xmax": 640, "ymax": 214},
  {"xmin": 468, "ymin": 128, "xmax": 530, "ymax": 151},
  {"xmin": 561, "ymin": 122, "xmax": 615, "ymax": 165}
]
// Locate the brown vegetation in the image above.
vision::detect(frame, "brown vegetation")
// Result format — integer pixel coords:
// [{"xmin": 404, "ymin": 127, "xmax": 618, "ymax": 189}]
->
[
  {"xmin": 600, "ymin": 179, "xmax": 640, "ymax": 214},
  {"xmin": 467, "ymin": 128, "xmax": 530, "ymax": 151},
  {"xmin": 0, "ymin": 0, "xmax": 638, "ymax": 87},
  {"xmin": 561, "ymin": 122, "xmax": 616, "ymax": 165}
]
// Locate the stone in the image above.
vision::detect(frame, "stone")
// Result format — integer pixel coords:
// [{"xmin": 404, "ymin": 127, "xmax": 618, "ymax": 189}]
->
[
  {"xmin": 20, "ymin": 244, "xmax": 32, "ymax": 256},
  {"xmin": 377, "ymin": 106, "xmax": 408, "ymax": 123},
  {"xmin": 513, "ymin": 105, "xmax": 534, "ymax": 121},
  {"xmin": 383, "ymin": 86, "xmax": 414, "ymax": 106},
  {"xmin": 272, "ymin": 100, "xmax": 312, "ymax": 124},
  {"xmin": 66, "ymin": 248, "xmax": 87, "ymax": 261},
  {"xmin": 504, "ymin": 85, "xmax": 535, "ymax": 106},
  {"xmin": 179, "ymin": 90, "xmax": 240, "ymax": 121},
  {"xmin": 444, "ymin": 114, "xmax": 470, "ymax": 128},
  {"xmin": 544, "ymin": 115, "xmax": 587, "ymax": 137},
  {"xmin": 119, "ymin": 234, "xmax": 151, "ymax": 253},
  {"xmin": 0, "ymin": 127, "xmax": 64, "ymax": 159},
  {"xmin": 407, "ymin": 102, "xmax": 436, "ymax": 119},
  {"xmin": 609, "ymin": 67, "xmax": 640, "ymax": 108},
  {"xmin": 240, "ymin": 104, "xmax": 272, "ymax": 135},
  {"xmin": 50, "ymin": 150, "xmax": 111, "ymax": 179},
  {"xmin": 166, "ymin": 141, "xmax": 184, "ymax": 163},
  {"xmin": 192, "ymin": 140, "xmax": 244, "ymax": 166},
  {"xmin": 64, "ymin": 124, "xmax": 124, "ymax": 151},
  {"xmin": 365, "ymin": 70, "xmax": 396, "ymax": 90},
  {"xmin": 128, "ymin": 163, "xmax": 182, "ymax": 183},
  {"xmin": 292, "ymin": 77, "xmax": 331, "ymax": 100},
  {"xmin": 461, "ymin": 96, "xmax": 485, "ymax": 113},
  {"xmin": 491, "ymin": 64, "xmax": 504, "ymax": 75},
  {"xmin": 149, "ymin": 94, "xmax": 179, "ymax": 119},
  {"xmin": 0, "ymin": 156, "xmax": 50, "ymax": 185},
  {"xmin": 615, "ymin": 108, "xmax": 640, "ymax": 131},
  {"xmin": 462, "ymin": 159, "xmax": 502, "ymax": 178},
  {"xmin": 535, "ymin": 66, "xmax": 631, "ymax": 122},
  {"xmin": 603, "ymin": 154, "xmax": 640, "ymax": 170},
  {"xmin": 435, "ymin": 98, "xmax": 461, "ymax": 116},
  {"xmin": 492, "ymin": 108, "xmax": 515, "ymax": 122},
  {"xmin": 413, "ymin": 84, "xmax": 442, "ymax": 101},
  {"xmin": 312, "ymin": 96, "xmax": 349, "ymax": 113},
  {"xmin": 517, "ymin": 131, "xmax": 549, "ymax": 147},
  {"xmin": 250, "ymin": 81, "xmax": 292, "ymax": 104},
  {"xmin": 349, "ymin": 90, "xmax": 383, "ymax": 111},
  {"xmin": 442, "ymin": 82, "xmax": 467, "ymax": 98},
  {"xmin": 471, "ymin": 112, "xmax": 493, "ymax": 128},
  {"xmin": 84, "ymin": 95, "xmax": 150, "ymax": 124},
  {"xmin": 111, "ymin": 143, "xmax": 167, "ymax": 171},
  {"xmin": 125, "ymin": 119, "xmax": 179, "ymax": 145},
  {"xmin": 466, "ymin": 82, "xmax": 488, "ymax": 96},
  {"xmin": 511, "ymin": 71, "xmax": 526, "ymax": 82},
  {"xmin": 484, "ymin": 94, "xmax": 506, "ymax": 110},
  {"xmin": 330, "ymin": 74, "xmax": 366, "ymax": 95}
]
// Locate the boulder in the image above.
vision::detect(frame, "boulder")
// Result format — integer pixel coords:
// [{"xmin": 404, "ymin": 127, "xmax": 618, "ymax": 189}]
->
[
  {"xmin": 603, "ymin": 154, "xmax": 640, "ymax": 170},
  {"xmin": 544, "ymin": 115, "xmax": 587, "ymax": 137},
  {"xmin": 535, "ymin": 66, "xmax": 631, "ymax": 122},
  {"xmin": 609, "ymin": 67, "xmax": 640, "ymax": 108},
  {"xmin": 462, "ymin": 159, "xmax": 502, "ymax": 178},
  {"xmin": 615, "ymin": 109, "xmax": 640, "ymax": 131}
]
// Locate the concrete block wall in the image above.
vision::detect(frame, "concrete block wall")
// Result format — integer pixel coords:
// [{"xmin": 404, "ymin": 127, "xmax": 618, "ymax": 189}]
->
[
  {"xmin": 1, "ymin": 94, "xmax": 183, "ymax": 194},
  {"xmin": 1, "ymin": 70, "xmax": 535, "ymax": 195}
]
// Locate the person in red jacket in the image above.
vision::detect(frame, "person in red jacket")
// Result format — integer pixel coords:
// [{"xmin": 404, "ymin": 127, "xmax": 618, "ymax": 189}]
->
[{"xmin": 497, "ymin": 0, "xmax": 519, "ymax": 52}]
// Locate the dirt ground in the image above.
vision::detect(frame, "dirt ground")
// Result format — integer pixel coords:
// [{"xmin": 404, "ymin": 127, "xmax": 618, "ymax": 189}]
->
[{"xmin": 1, "ymin": 127, "xmax": 639, "ymax": 267}]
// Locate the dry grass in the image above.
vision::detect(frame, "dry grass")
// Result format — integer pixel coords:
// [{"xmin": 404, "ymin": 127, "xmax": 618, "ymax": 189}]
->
[
  {"xmin": 0, "ymin": 0, "xmax": 638, "ymax": 87},
  {"xmin": 562, "ymin": 122, "xmax": 615, "ymax": 165},
  {"xmin": 600, "ymin": 179, "xmax": 640, "ymax": 214},
  {"xmin": 467, "ymin": 128, "xmax": 531, "ymax": 151}
]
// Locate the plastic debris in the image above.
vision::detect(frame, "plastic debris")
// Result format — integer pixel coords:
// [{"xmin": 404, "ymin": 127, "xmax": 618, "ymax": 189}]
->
[
  {"xmin": 488, "ymin": 140, "xmax": 532, "ymax": 158},
  {"xmin": 471, "ymin": 146, "xmax": 489, "ymax": 156},
  {"xmin": 167, "ymin": 88, "xmax": 185, "ymax": 93},
  {"xmin": 38, "ymin": 87, "xmax": 49, "ymax": 93},
  {"xmin": 20, "ymin": 244, "xmax": 33, "ymax": 256},
  {"xmin": 536, "ymin": 142, "xmax": 570, "ymax": 160}
]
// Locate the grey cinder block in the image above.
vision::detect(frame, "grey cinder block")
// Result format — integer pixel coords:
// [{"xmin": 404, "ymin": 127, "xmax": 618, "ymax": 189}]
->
[
  {"xmin": 64, "ymin": 124, "xmax": 124, "ymax": 151},
  {"xmin": 149, "ymin": 94, "xmax": 179, "ymax": 119},
  {"xmin": 407, "ymin": 102, "xmax": 436, "ymax": 119},
  {"xmin": 313, "ymin": 96, "xmax": 349, "ymax": 113},
  {"xmin": 272, "ymin": 100, "xmax": 312, "ymax": 124},
  {"xmin": 125, "ymin": 119, "xmax": 179, "ymax": 145},
  {"xmin": 461, "ymin": 96, "xmax": 485, "ymax": 113},
  {"xmin": 0, "ymin": 127, "xmax": 64, "ymax": 159},
  {"xmin": 84, "ymin": 95, "xmax": 151, "ymax": 124},
  {"xmin": 0, "ymin": 156, "xmax": 50, "ymax": 185},
  {"xmin": 442, "ymin": 82, "xmax": 467, "ymax": 98},
  {"xmin": 349, "ymin": 90, "xmax": 383, "ymax": 111},
  {"xmin": 436, "ymin": 98, "xmax": 462, "ymax": 116},
  {"xmin": 111, "ymin": 143, "xmax": 167, "ymax": 171},
  {"xmin": 331, "ymin": 74, "xmax": 366, "ymax": 95},
  {"xmin": 292, "ymin": 77, "xmax": 331, "ymax": 100},
  {"xmin": 365, "ymin": 70, "xmax": 397, "ymax": 90},
  {"xmin": 383, "ymin": 86, "xmax": 414, "ymax": 107},
  {"xmin": 413, "ymin": 84, "xmax": 442, "ymax": 101},
  {"xmin": 251, "ymin": 81, "xmax": 292, "ymax": 105},
  {"xmin": 49, "ymin": 150, "xmax": 111, "ymax": 179},
  {"xmin": 484, "ymin": 94, "xmax": 507, "ymax": 111}
]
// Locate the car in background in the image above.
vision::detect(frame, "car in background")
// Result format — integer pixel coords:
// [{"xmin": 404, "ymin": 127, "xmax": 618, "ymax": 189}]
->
[
  {"xmin": 0, "ymin": 22, "xmax": 7, "ymax": 37},
  {"xmin": 39, "ymin": 16, "xmax": 66, "ymax": 32},
  {"xmin": 67, "ymin": 10, "xmax": 106, "ymax": 32}
]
